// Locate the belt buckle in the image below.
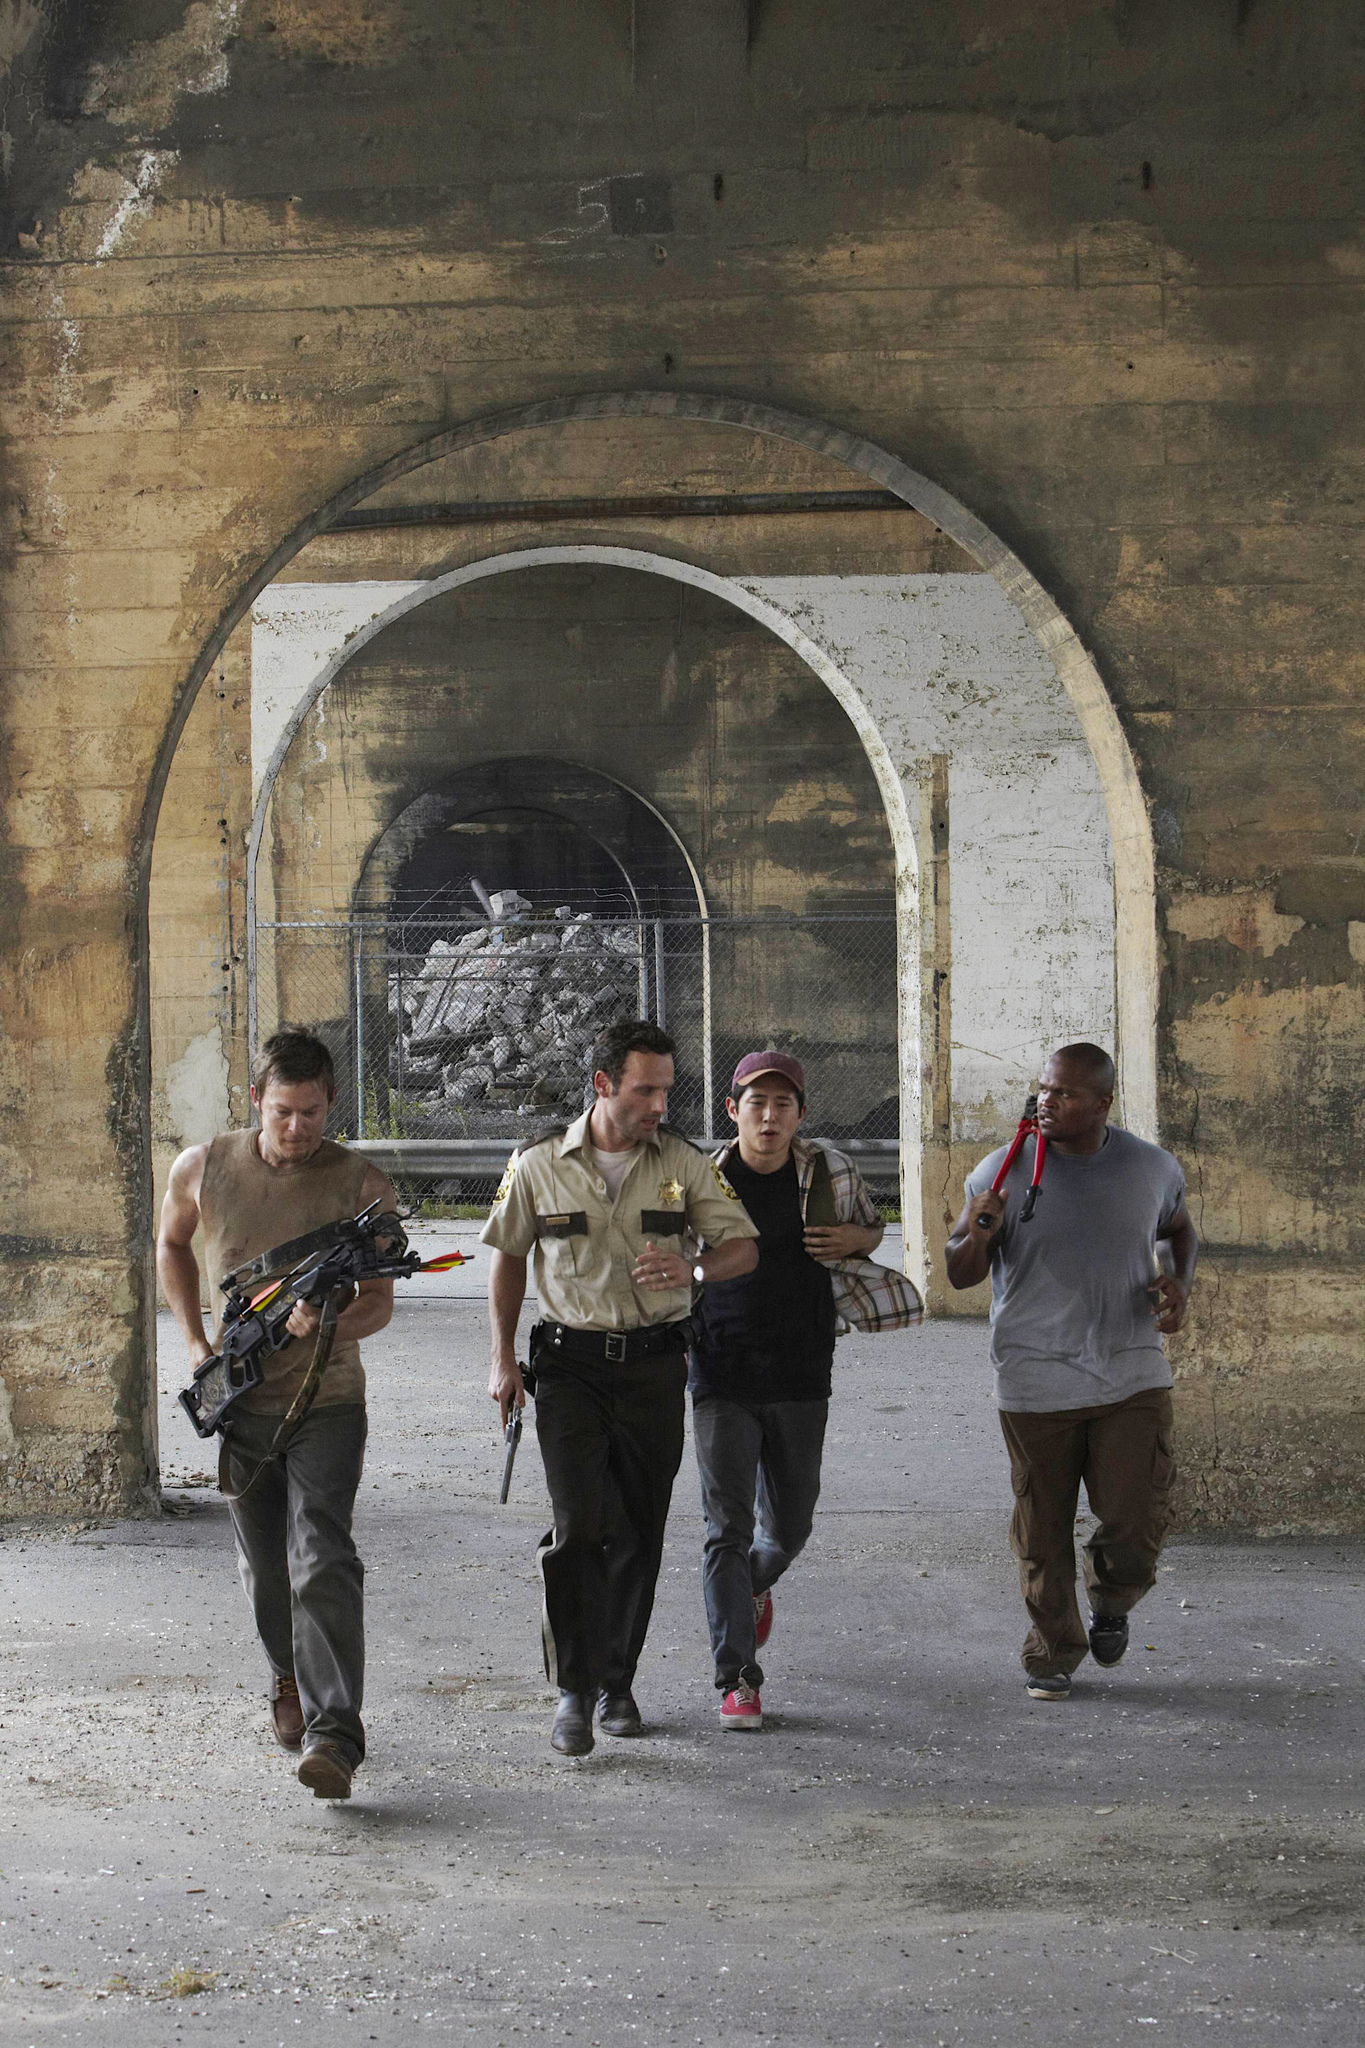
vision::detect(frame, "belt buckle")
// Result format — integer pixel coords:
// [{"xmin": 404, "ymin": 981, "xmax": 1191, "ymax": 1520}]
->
[{"xmin": 604, "ymin": 1333, "xmax": 628, "ymax": 1363}]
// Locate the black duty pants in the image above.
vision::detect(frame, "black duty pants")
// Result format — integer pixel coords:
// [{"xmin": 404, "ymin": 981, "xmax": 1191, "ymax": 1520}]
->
[{"xmin": 532, "ymin": 1337, "xmax": 688, "ymax": 1696}]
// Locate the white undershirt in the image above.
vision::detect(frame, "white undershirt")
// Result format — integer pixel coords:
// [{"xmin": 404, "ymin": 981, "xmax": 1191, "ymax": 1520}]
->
[{"xmin": 591, "ymin": 1143, "xmax": 641, "ymax": 1204}]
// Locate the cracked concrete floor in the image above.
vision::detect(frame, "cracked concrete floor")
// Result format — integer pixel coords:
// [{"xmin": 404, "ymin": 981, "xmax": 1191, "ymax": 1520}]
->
[{"xmin": 1, "ymin": 1235, "xmax": 1362, "ymax": 2045}]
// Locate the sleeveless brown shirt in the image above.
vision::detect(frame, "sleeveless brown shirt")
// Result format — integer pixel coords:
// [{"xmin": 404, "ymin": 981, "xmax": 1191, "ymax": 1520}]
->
[{"xmin": 199, "ymin": 1130, "xmax": 372, "ymax": 1414}]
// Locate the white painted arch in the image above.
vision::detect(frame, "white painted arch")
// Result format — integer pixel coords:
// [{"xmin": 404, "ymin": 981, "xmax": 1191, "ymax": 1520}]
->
[
  {"xmin": 151, "ymin": 389, "xmax": 1156, "ymax": 1160},
  {"xmin": 246, "ymin": 545, "xmax": 930, "ymax": 1276}
]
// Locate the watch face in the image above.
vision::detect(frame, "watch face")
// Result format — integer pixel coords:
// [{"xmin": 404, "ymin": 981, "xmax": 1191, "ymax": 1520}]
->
[{"xmin": 692, "ymin": 1263, "xmax": 705, "ymax": 1284}]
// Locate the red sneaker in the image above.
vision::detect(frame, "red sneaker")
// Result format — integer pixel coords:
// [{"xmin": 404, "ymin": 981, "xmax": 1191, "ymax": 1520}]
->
[
  {"xmin": 753, "ymin": 1588, "xmax": 774, "ymax": 1650},
  {"xmin": 720, "ymin": 1682, "xmax": 762, "ymax": 1730}
]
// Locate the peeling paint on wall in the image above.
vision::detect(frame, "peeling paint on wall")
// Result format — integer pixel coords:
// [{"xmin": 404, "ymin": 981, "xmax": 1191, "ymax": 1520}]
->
[
  {"xmin": 0, "ymin": 1370, "xmax": 16, "ymax": 1457},
  {"xmin": 250, "ymin": 583, "xmax": 424, "ymax": 803},
  {"xmin": 91, "ymin": 147, "xmax": 179, "ymax": 260},
  {"xmin": 164, "ymin": 1026, "xmax": 229, "ymax": 1148},
  {"xmin": 1167, "ymin": 888, "xmax": 1305, "ymax": 958},
  {"xmin": 751, "ymin": 574, "xmax": 1116, "ymax": 1137},
  {"xmin": 81, "ymin": 0, "xmax": 244, "ymax": 130}
]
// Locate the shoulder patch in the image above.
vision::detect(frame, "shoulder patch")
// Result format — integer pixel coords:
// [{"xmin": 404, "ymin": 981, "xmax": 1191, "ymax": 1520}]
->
[
  {"xmin": 709, "ymin": 1158, "xmax": 741, "ymax": 1202},
  {"xmin": 491, "ymin": 1154, "xmax": 519, "ymax": 1205},
  {"xmin": 511, "ymin": 1122, "xmax": 569, "ymax": 1159}
]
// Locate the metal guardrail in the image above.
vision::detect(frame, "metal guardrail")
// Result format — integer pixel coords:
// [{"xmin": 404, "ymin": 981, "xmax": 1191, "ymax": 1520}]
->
[{"xmin": 347, "ymin": 1137, "xmax": 902, "ymax": 1179}]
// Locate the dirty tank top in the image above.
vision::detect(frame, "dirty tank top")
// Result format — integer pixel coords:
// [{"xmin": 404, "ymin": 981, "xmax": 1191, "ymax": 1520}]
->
[{"xmin": 199, "ymin": 1130, "xmax": 372, "ymax": 1415}]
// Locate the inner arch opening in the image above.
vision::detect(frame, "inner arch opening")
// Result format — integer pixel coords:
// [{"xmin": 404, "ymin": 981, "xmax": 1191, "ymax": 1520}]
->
[
  {"xmin": 355, "ymin": 756, "xmax": 708, "ymax": 925},
  {"xmin": 249, "ymin": 560, "xmax": 902, "ymax": 1156}
]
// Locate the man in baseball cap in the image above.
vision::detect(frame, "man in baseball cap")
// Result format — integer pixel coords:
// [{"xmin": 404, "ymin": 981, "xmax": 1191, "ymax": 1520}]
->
[{"xmin": 689, "ymin": 1049, "xmax": 921, "ymax": 1729}]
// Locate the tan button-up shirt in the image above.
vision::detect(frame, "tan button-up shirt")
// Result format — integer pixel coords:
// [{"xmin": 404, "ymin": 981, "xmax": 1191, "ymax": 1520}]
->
[{"xmin": 480, "ymin": 1109, "xmax": 759, "ymax": 1333}]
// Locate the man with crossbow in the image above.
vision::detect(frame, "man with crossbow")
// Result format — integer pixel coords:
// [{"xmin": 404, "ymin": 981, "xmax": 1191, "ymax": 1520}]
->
[{"xmin": 157, "ymin": 1029, "xmax": 402, "ymax": 1800}]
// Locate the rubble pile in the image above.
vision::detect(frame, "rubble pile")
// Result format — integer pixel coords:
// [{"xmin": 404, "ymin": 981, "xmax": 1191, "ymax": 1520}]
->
[{"xmin": 388, "ymin": 894, "xmax": 641, "ymax": 1119}]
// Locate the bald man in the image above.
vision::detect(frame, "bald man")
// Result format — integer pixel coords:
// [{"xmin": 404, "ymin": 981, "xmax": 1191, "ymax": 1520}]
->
[{"xmin": 946, "ymin": 1043, "xmax": 1197, "ymax": 1702}]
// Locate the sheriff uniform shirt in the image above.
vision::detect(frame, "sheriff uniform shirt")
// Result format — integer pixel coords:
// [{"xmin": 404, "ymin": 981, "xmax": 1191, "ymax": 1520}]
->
[{"xmin": 480, "ymin": 1108, "xmax": 759, "ymax": 1332}]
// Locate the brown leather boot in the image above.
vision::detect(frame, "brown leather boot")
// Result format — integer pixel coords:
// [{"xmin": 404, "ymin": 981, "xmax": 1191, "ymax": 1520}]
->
[
  {"xmin": 269, "ymin": 1674, "xmax": 305, "ymax": 1750},
  {"xmin": 298, "ymin": 1740, "xmax": 354, "ymax": 1800}
]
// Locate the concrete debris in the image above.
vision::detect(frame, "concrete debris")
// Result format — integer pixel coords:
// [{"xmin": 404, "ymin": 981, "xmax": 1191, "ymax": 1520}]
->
[{"xmin": 388, "ymin": 900, "xmax": 640, "ymax": 1115}]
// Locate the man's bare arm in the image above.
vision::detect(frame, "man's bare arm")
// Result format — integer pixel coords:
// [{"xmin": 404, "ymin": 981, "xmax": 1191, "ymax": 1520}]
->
[
  {"xmin": 699, "ymin": 1236, "xmax": 759, "ymax": 1282},
  {"xmin": 944, "ymin": 1187, "xmax": 1004, "ymax": 1290},
  {"xmin": 156, "ymin": 1145, "xmax": 213, "ymax": 1365},
  {"xmin": 488, "ymin": 1248, "xmax": 528, "ymax": 1425}
]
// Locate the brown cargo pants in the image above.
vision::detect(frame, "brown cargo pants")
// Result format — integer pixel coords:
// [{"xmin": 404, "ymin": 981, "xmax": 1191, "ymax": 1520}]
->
[{"xmin": 998, "ymin": 1386, "xmax": 1175, "ymax": 1677}]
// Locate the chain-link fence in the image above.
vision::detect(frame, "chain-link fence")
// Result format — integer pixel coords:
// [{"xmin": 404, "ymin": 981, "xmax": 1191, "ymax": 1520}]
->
[{"xmin": 252, "ymin": 909, "xmax": 898, "ymax": 1193}]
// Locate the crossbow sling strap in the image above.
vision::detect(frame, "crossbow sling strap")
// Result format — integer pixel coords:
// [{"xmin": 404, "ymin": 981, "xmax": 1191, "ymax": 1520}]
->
[{"xmin": 217, "ymin": 1288, "xmax": 343, "ymax": 1505}]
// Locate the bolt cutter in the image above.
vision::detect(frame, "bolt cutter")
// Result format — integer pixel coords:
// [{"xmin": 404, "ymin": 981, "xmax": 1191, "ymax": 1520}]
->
[{"xmin": 977, "ymin": 1092, "xmax": 1046, "ymax": 1229}]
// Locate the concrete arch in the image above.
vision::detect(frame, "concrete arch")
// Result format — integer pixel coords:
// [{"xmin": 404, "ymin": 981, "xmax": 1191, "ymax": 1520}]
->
[
  {"xmin": 145, "ymin": 389, "xmax": 1157, "ymax": 1323},
  {"xmin": 248, "ymin": 544, "xmax": 916, "ymax": 1236},
  {"xmin": 244, "ymin": 544, "xmax": 924, "ymax": 1265},
  {"xmin": 142, "ymin": 391, "xmax": 1156, "ymax": 1153},
  {"xmin": 246, "ymin": 544, "xmax": 920, "ymax": 927}
]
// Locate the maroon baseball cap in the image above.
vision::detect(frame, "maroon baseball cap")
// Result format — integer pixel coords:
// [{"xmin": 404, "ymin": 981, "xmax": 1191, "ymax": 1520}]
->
[{"xmin": 730, "ymin": 1050, "xmax": 806, "ymax": 1098}]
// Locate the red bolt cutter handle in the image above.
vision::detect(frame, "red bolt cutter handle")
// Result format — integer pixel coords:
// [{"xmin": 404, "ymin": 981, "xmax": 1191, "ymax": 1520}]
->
[{"xmin": 977, "ymin": 1093, "xmax": 1046, "ymax": 1229}]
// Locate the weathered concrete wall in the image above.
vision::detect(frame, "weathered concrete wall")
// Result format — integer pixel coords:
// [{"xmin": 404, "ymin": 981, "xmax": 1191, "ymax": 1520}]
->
[{"xmin": 4, "ymin": 1, "xmax": 1363, "ymax": 1524}]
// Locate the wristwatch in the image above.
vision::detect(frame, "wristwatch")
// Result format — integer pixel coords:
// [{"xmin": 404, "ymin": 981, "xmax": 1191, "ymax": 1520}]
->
[{"xmin": 691, "ymin": 1261, "xmax": 706, "ymax": 1285}]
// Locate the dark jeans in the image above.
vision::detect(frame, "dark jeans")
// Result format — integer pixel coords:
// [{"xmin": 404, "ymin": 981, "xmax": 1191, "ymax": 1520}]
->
[
  {"xmin": 692, "ymin": 1394, "xmax": 828, "ymax": 1691},
  {"xmin": 998, "ymin": 1386, "xmax": 1176, "ymax": 1677},
  {"xmin": 221, "ymin": 1402, "xmax": 368, "ymax": 1766},
  {"xmin": 532, "ymin": 1340, "xmax": 688, "ymax": 1697}
]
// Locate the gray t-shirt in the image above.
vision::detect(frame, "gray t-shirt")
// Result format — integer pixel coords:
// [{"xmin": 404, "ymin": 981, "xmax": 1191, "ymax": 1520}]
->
[{"xmin": 964, "ymin": 1125, "xmax": 1186, "ymax": 1413}]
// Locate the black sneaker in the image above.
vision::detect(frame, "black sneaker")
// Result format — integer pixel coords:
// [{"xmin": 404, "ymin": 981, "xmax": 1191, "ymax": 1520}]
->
[
  {"xmin": 1088, "ymin": 1611, "xmax": 1129, "ymax": 1667},
  {"xmin": 1025, "ymin": 1671, "xmax": 1072, "ymax": 1701}
]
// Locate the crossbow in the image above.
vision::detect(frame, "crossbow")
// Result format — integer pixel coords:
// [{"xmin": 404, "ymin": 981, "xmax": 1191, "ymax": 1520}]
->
[{"xmin": 178, "ymin": 1201, "xmax": 468, "ymax": 1439}]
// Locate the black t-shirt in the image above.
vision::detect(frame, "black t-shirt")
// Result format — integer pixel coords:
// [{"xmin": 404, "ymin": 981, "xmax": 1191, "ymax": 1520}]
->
[{"xmin": 689, "ymin": 1152, "xmax": 836, "ymax": 1404}]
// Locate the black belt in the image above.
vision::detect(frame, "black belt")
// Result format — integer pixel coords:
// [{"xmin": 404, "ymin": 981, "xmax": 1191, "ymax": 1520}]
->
[{"xmin": 534, "ymin": 1318, "xmax": 693, "ymax": 1364}]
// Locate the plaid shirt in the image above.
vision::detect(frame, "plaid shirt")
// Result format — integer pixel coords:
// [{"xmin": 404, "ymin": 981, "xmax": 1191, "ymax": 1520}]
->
[{"xmin": 713, "ymin": 1135, "xmax": 923, "ymax": 1335}]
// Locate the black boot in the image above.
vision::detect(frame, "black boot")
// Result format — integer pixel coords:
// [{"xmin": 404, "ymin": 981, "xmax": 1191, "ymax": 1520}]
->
[
  {"xmin": 551, "ymin": 1690, "xmax": 595, "ymax": 1756},
  {"xmin": 597, "ymin": 1689, "xmax": 643, "ymax": 1737}
]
